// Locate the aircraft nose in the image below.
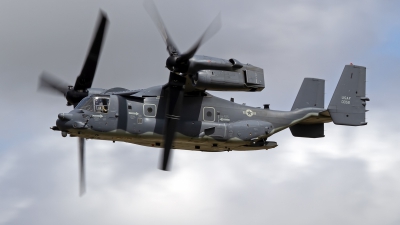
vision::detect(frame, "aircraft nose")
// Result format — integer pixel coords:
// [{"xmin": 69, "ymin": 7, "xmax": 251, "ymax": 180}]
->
[
  {"xmin": 56, "ymin": 112, "xmax": 88, "ymax": 131},
  {"xmin": 58, "ymin": 113, "xmax": 73, "ymax": 121},
  {"xmin": 56, "ymin": 118, "xmax": 72, "ymax": 131}
]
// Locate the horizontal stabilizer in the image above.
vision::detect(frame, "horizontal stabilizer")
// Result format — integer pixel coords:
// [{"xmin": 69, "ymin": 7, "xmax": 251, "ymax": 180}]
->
[{"xmin": 328, "ymin": 65, "xmax": 368, "ymax": 126}]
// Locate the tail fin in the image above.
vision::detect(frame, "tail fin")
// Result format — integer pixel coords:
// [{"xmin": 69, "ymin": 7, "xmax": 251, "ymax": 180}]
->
[
  {"xmin": 290, "ymin": 78, "xmax": 325, "ymax": 138},
  {"xmin": 328, "ymin": 64, "xmax": 369, "ymax": 126},
  {"xmin": 291, "ymin": 78, "xmax": 325, "ymax": 110}
]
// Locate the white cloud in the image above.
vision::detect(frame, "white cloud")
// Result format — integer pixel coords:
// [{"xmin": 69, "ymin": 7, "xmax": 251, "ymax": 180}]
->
[
  {"xmin": 1, "ymin": 0, "xmax": 400, "ymax": 224},
  {"xmin": 1, "ymin": 109, "xmax": 400, "ymax": 225}
]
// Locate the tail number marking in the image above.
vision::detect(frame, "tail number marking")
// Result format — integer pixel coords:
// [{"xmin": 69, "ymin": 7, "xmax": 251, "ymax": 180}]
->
[{"xmin": 341, "ymin": 96, "xmax": 351, "ymax": 104}]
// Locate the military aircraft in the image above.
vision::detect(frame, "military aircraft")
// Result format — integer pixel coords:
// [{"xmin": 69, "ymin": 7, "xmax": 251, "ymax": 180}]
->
[{"xmin": 38, "ymin": 1, "xmax": 370, "ymax": 195}]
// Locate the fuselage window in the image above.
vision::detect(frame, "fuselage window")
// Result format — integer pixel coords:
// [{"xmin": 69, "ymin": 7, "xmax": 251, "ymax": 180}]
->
[
  {"xmin": 94, "ymin": 97, "xmax": 110, "ymax": 113},
  {"xmin": 203, "ymin": 107, "xmax": 215, "ymax": 122},
  {"xmin": 143, "ymin": 104, "xmax": 156, "ymax": 117}
]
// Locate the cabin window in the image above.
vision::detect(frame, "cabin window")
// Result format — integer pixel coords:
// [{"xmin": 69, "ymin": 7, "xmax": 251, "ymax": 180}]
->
[
  {"xmin": 143, "ymin": 104, "xmax": 156, "ymax": 117},
  {"xmin": 203, "ymin": 107, "xmax": 215, "ymax": 122},
  {"xmin": 94, "ymin": 97, "xmax": 110, "ymax": 113}
]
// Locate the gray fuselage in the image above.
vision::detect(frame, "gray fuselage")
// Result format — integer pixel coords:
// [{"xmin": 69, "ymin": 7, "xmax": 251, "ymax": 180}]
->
[{"xmin": 56, "ymin": 85, "xmax": 329, "ymax": 152}]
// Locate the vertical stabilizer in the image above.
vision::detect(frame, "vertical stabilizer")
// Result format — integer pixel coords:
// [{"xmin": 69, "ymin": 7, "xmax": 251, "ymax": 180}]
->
[
  {"xmin": 291, "ymin": 78, "xmax": 325, "ymax": 110},
  {"xmin": 328, "ymin": 64, "xmax": 369, "ymax": 126}
]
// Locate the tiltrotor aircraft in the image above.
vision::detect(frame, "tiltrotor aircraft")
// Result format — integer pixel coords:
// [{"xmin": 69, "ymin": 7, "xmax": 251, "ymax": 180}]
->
[{"xmin": 38, "ymin": 1, "xmax": 370, "ymax": 195}]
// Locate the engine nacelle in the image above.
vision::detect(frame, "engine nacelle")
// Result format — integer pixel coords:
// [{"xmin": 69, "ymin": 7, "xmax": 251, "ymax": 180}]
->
[{"xmin": 191, "ymin": 68, "xmax": 265, "ymax": 92}]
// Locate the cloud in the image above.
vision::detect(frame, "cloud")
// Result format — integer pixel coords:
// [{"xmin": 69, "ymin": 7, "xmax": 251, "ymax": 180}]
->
[
  {"xmin": 1, "ymin": 110, "xmax": 400, "ymax": 225},
  {"xmin": 1, "ymin": 0, "xmax": 400, "ymax": 224}
]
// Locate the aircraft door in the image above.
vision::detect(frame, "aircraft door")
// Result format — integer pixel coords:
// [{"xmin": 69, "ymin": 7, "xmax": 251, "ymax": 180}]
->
[
  {"xmin": 104, "ymin": 95, "xmax": 119, "ymax": 131},
  {"xmin": 90, "ymin": 95, "xmax": 117, "ymax": 132},
  {"xmin": 127, "ymin": 100, "xmax": 144, "ymax": 134},
  {"xmin": 107, "ymin": 95, "xmax": 119, "ymax": 120}
]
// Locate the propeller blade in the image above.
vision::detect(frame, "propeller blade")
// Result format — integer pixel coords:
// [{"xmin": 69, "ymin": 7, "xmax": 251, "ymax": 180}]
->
[
  {"xmin": 78, "ymin": 137, "xmax": 86, "ymax": 196},
  {"xmin": 143, "ymin": 0, "xmax": 180, "ymax": 56},
  {"xmin": 38, "ymin": 71, "xmax": 70, "ymax": 96},
  {"xmin": 160, "ymin": 73, "xmax": 186, "ymax": 170},
  {"xmin": 74, "ymin": 11, "xmax": 108, "ymax": 91},
  {"xmin": 176, "ymin": 13, "xmax": 221, "ymax": 63}
]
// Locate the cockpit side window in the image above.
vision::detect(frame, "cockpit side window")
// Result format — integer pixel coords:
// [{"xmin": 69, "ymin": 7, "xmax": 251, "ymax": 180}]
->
[
  {"xmin": 77, "ymin": 97, "xmax": 94, "ymax": 112},
  {"xmin": 94, "ymin": 97, "xmax": 109, "ymax": 113}
]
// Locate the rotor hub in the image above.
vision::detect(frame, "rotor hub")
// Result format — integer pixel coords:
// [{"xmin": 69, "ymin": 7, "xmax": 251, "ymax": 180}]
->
[{"xmin": 166, "ymin": 55, "xmax": 177, "ymax": 71}]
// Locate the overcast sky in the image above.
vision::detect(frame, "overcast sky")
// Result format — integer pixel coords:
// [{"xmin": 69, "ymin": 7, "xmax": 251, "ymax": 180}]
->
[{"xmin": 1, "ymin": 0, "xmax": 400, "ymax": 224}]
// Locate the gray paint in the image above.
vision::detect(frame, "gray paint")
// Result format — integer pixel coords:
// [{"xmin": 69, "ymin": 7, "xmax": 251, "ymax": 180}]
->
[
  {"xmin": 55, "ymin": 64, "xmax": 369, "ymax": 152},
  {"xmin": 328, "ymin": 65, "xmax": 368, "ymax": 126},
  {"xmin": 291, "ymin": 78, "xmax": 325, "ymax": 110},
  {"xmin": 290, "ymin": 77, "xmax": 325, "ymax": 138}
]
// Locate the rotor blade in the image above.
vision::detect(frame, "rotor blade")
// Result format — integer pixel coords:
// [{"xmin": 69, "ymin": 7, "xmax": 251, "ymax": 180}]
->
[
  {"xmin": 74, "ymin": 11, "xmax": 108, "ymax": 91},
  {"xmin": 143, "ymin": 0, "xmax": 180, "ymax": 56},
  {"xmin": 79, "ymin": 137, "xmax": 86, "ymax": 196},
  {"xmin": 160, "ymin": 73, "xmax": 186, "ymax": 171},
  {"xmin": 177, "ymin": 13, "xmax": 221, "ymax": 63},
  {"xmin": 38, "ymin": 71, "xmax": 70, "ymax": 96}
]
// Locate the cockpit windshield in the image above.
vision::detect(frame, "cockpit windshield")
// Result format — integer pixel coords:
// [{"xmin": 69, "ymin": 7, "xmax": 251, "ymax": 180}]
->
[
  {"xmin": 76, "ymin": 95, "xmax": 110, "ymax": 113},
  {"xmin": 75, "ymin": 97, "xmax": 91, "ymax": 109}
]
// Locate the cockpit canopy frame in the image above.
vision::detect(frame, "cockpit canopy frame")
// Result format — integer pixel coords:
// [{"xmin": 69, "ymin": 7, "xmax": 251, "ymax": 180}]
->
[{"xmin": 76, "ymin": 95, "xmax": 110, "ymax": 113}]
